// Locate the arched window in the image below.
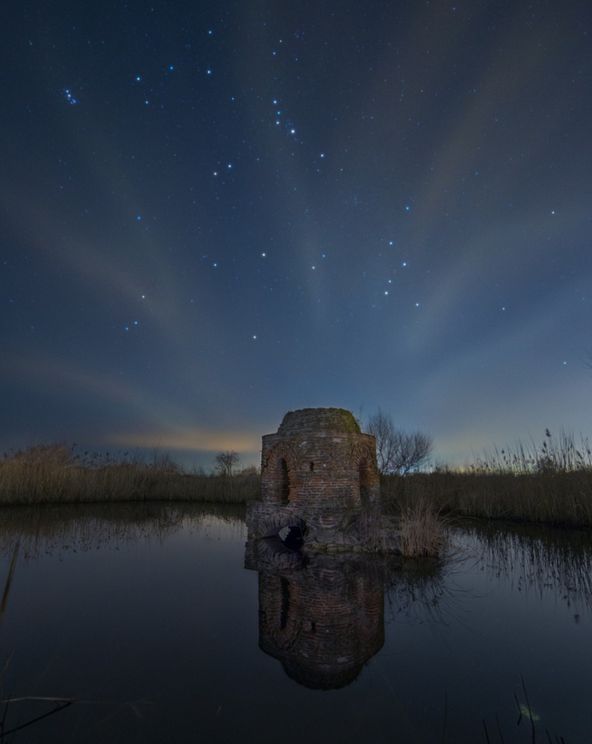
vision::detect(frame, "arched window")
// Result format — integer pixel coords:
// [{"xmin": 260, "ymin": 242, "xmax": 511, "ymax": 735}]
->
[
  {"xmin": 359, "ymin": 458, "xmax": 370, "ymax": 507},
  {"xmin": 279, "ymin": 458, "xmax": 290, "ymax": 504}
]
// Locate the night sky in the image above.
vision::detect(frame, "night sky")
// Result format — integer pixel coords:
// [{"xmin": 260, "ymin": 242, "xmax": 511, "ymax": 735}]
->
[{"xmin": 1, "ymin": 0, "xmax": 591, "ymax": 467}]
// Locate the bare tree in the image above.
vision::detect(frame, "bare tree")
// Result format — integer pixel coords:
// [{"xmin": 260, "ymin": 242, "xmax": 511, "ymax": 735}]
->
[
  {"xmin": 367, "ymin": 410, "xmax": 433, "ymax": 474},
  {"xmin": 214, "ymin": 450, "xmax": 240, "ymax": 477}
]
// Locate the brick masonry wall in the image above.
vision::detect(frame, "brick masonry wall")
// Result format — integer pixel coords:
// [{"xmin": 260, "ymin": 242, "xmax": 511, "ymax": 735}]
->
[{"xmin": 246, "ymin": 407, "xmax": 398, "ymax": 551}]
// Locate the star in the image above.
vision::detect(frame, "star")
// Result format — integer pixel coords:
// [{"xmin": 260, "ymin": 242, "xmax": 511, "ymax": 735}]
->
[
  {"xmin": 134, "ymin": 75, "xmax": 142, "ymax": 82},
  {"xmin": 261, "ymin": 252, "xmax": 267, "ymax": 257},
  {"xmin": 136, "ymin": 215, "xmax": 142, "ymax": 221},
  {"xmin": 63, "ymin": 88, "xmax": 79, "ymax": 105},
  {"xmin": 401, "ymin": 261, "xmax": 407, "ymax": 267},
  {"xmin": 252, "ymin": 334, "xmax": 258, "ymax": 340}
]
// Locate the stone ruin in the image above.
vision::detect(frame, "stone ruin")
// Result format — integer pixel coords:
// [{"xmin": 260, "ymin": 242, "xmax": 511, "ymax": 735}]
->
[
  {"xmin": 245, "ymin": 407, "xmax": 399, "ymax": 556},
  {"xmin": 244, "ymin": 408, "xmax": 404, "ymax": 688}
]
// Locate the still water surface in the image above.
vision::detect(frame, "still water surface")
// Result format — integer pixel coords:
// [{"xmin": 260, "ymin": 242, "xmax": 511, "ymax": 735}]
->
[{"xmin": 0, "ymin": 503, "xmax": 591, "ymax": 743}]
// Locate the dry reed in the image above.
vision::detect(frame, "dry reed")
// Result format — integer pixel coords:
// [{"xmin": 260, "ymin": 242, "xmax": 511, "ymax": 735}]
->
[
  {"xmin": 396, "ymin": 498, "xmax": 448, "ymax": 558},
  {"xmin": 0, "ymin": 445, "xmax": 259, "ymax": 505}
]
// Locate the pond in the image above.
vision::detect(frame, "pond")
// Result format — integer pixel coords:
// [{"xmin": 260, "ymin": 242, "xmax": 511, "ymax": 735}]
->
[{"xmin": 0, "ymin": 503, "xmax": 591, "ymax": 743}]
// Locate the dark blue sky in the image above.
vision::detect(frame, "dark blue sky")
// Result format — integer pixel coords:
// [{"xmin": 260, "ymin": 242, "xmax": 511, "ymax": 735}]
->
[{"xmin": 1, "ymin": 0, "xmax": 591, "ymax": 467}]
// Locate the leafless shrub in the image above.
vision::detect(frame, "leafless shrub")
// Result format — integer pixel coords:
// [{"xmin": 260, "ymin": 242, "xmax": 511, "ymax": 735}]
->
[{"xmin": 367, "ymin": 410, "xmax": 432, "ymax": 474}]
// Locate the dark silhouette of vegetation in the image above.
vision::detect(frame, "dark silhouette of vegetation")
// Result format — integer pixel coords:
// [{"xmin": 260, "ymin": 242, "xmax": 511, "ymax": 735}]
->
[
  {"xmin": 367, "ymin": 410, "xmax": 432, "ymax": 474},
  {"xmin": 214, "ymin": 450, "xmax": 240, "ymax": 477}
]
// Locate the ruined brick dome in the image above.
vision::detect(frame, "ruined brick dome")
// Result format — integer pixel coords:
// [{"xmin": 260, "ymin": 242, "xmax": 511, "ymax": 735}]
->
[{"xmin": 278, "ymin": 407, "xmax": 361, "ymax": 435}]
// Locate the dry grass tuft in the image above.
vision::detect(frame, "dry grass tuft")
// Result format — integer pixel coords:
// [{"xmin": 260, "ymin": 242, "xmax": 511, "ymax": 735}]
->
[{"xmin": 397, "ymin": 498, "xmax": 447, "ymax": 558}]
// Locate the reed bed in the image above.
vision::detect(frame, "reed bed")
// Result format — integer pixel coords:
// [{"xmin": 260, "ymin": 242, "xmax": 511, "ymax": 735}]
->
[
  {"xmin": 0, "ymin": 445, "xmax": 259, "ymax": 505},
  {"xmin": 396, "ymin": 498, "xmax": 448, "ymax": 558},
  {"xmin": 382, "ymin": 430, "xmax": 592, "ymax": 528}
]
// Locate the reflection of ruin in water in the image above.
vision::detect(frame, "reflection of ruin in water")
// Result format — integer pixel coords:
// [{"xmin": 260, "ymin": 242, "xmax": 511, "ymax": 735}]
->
[{"xmin": 246, "ymin": 545, "xmax": 385, "ymax": 689}]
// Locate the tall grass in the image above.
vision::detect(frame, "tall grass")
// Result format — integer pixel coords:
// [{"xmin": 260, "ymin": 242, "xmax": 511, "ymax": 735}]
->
[
  {"xmin": 397, "ymin": 498, "xmax": 448, "ymax": 558},
  {"xmin": 0, "ymin": 445, "xmax": 259, "ymax": 505}
]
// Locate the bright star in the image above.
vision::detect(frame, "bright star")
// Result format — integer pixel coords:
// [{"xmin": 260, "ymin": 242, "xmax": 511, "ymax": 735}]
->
[
  {"xmin": 63, "ymin": 88, "xmax": 79, "ymax": 105},
  {"xmin": 135, "ymin": 75, "xmax": 142, "ymax": 82},
  {"xmin": 136, "ymin": 215, "xmax": 142, "ymax": 222},
  {"xmin": 404, "ymin": 204, "xmax": 411, "ymax": 212},
  {"xmin": 401, "ymin": 261, "xmax": 407, "ymax": 267},
  {"xmin": 252, "ymin": 334, "xmax": 258, "ymax": 340}
]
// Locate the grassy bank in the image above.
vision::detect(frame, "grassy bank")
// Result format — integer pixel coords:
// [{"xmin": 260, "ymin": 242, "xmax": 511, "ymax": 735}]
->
[
  {"xmin": 0, "ymin": 445, "xmax": 259, "ymax": 505},
  {"xmin": 382, "ymin": 469, "xmax": 592, "ymax": 528}
]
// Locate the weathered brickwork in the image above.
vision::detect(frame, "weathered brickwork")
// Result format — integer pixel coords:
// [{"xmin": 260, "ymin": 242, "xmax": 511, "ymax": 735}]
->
[{"xmin": 246, "ymin": 407, "xmax": 398, "ymax": 552}]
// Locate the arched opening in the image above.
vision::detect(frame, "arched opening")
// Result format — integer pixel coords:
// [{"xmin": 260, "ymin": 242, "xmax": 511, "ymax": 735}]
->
[
  {"xmin": 359, "ymin": 458, "xmax": 370, "ymax": 507},
  {"xmin": 279, "ymin": 458, "xmax": 290, "ymax": 504},
  {"xmin": 309, "ymin": 461, "xmax": 314, "ymax": 472}
]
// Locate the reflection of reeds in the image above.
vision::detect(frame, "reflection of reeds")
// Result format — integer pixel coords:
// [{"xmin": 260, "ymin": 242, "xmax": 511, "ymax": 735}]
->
[
  {"xmin": 459, "ymin": 520, "xmax": 592, "ymax": 613},
  {"xmin": 0, "ymin": 544, "xmax": 18, "ymax": 620},
  {"xmin": 0, "ymin": 445, "xmax": 259, "ymax": 505},
  {"xmin": 0, "ymin": 502, "xmax": 246, "ymax": 560}
]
